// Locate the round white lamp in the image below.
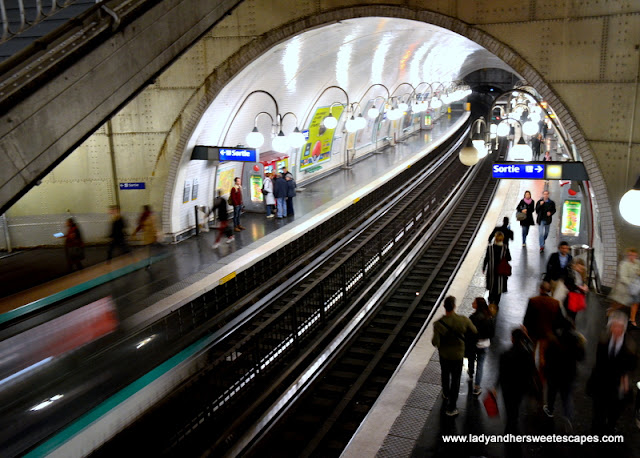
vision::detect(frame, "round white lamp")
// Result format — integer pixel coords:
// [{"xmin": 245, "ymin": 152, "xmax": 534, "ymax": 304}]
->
[
  {"xmin": 511, "ymin": 137, "xmax": 533, "ymax": 161},
  {"xmin": 459, "ymin": 140, "xmax": 480, "ymax": 166},
  {"xmin": 522, "ymin": 120, "xmax": 539, "ymax": 136},
  {"xmin": 288, "ymin": 127, "xmax": 306, "ymax": 148},
  {"xmin": 355, "ymin": 114, "xmax": 367, "ymax": 130},
  {"xmin": 473, "ymin": 139, "xmax": 488, "ymax": 159},
  {"xmin": 323, "ymin": 114, "xmax": 338, "ymax": 129},
  {"xmin": 246, "ymin": 127, "xmax": 265, "ymax": 148},
  {"xmin": 398, "ymin": 101, "xmax": 409, "ymax": 112},
  {"xmin": 272, "ymin": 131, "xmax": 289, "ymax": 152},
  {"xmin": 431, "ymin": 98, "xmax": 442, "ymax": 109},
  {"xmin": 497, "ymin": 121, "xmax": 510, "ymax": 137},
  {"xmin": 345, "ymin": 116, "xmax": 358, "ymax": 133},
  {"xmin": 620, "ymin": 177, "xmax": 640, "ymax": 226},
  {"xmin": 367, "ymin": 105, "xmax": 380, "ymax": 119}
]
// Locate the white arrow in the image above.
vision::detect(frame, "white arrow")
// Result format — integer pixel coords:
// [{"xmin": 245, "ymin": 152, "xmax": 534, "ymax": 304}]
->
[{"xmin": 535, "ymin": 165, "xmax": 543, "ymax": 173}]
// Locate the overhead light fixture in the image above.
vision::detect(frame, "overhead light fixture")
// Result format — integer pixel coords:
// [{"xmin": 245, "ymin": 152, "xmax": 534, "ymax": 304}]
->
[
  {"xmin": 288, "ymin": 126, "xmax": 306, "ymax": 148},
  {"xmin": 367, "ymin": 105, "xmax": 380, "ymax": 119},
  {"xmin": 345, "ymin": 115, "xmax": 358, "ymax": 133},
  {"xmin": 459, "ymin": 138, "xmax": 480, "ymax": 166},
  {"xmin": 246, "ymin": 126, "xmax": 264, "ymax": 148},
  {"xmin": 431, "ymin": 98, "xmax": 442, "ymax": 109},
  {"xmin": 355, "ymin": 114, "xmax": 367, "ymax": 130},
  {"xmin": 511, "ymin": 136, "xmax": 533, "ymax": 161},
  {"xmin": 323, "ymin": 114, "xmax": 338, "ymax": 129},
  {"xmin": 272, "ymin": 130, "xmax": 289, "ymax": 152},
  {"xmin": 496, "ymin": 121, "xmax": 510, "ymax": 137},
  {"xmin": 522, "ymin": 120, "xmax": 539, "ymax": 136},
  {"xmin": 620, "ymin": 176, "xmax": 640, "ymax": 226}
]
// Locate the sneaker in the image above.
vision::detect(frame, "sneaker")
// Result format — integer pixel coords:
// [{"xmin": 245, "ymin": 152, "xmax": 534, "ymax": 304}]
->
[
  {"xmin": 212, "ymin": 243, "xmax": 220, "ymax": 249},
  {"xmin": 543, "ymin": 405, "xmax": 554, "ymax": 418},
  {"xmin": 234, "ymin": 227, "xmax": 242, "ymax": 232},
  {"xmin": 473, "ymin": 386, "xmax": 482, "ymax": 396},
  {"xmin": 540, "ymin": 246, "xmax": 545, "ymax": 253},
  {"xmin": 522, "ymin": 243, "xmax": 526, "ymax": 247},
  {"xmin": 445, "ymin": 408, "xmax": 459, "ymax": 417},
  {"xmin": 226, "ymin": 236, "xmax": 234, "ymax": 243},
  {"xmin": 238, "ymin": 225, "xmax": 246, "ymax": 230},
  {"xmin": 266, "ymin": 215, "xmax": 274, "ymax": 219}
]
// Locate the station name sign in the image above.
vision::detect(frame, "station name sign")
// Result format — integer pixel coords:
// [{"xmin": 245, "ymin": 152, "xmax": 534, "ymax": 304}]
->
[
  {"xmin": 191, "ymin": 146, "xmax": 257, "ymax": 162},
  {"xmin": 492, "ymin": 161, "xmax": 588, "ymax": 181}
]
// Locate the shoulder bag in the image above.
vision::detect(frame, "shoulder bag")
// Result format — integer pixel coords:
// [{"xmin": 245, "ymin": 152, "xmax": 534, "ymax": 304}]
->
[
  {"xmin": 516, "ymin": 211, "xmax": 527, "ymax": 221},
  {"xmin": 567, "ymin": 291, "xmax": 586, "ymax": 312},
  {"xmin": 497, "ymin": 256, "xmax": 512, "ymax": 277}
]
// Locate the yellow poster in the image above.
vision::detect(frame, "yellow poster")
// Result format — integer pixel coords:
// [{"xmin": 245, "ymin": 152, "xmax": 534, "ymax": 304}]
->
[
  {"xmin": 300, "ymin": 106, "xmax": 344, "ymax": 170},
  {"xmin": 218, "ymin": 168, "xmax": 235, "ymax": 195}
]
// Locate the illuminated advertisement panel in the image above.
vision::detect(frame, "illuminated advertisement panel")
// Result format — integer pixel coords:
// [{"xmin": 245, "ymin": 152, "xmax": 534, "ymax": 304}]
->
[{"xmin": 561, "ymin": 200, "xmax": 581, "ymax": 237}]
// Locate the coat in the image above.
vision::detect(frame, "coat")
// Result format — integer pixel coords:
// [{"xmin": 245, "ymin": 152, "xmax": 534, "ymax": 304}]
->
[
  {"xmin": 483, "ymin": 243, "xmax": 511, "ymax": 295},
  {"xmin": 523, "ymin": 294, "xmax": 561, "ymax": 341},
  {"xmin": 588, "ymin": 332, "xmax": 637, "ymax": 400},
  {"xmin": 545, "ymin": 252, "xmax": 573, "ymax": 282},
  {"xmin": 230, "ymin": 185, "xmax": 243, "ymax": 206},
  {"xmin": 535, "ymin": 198, "xmax": 556, "ymax": 225},
  {"xmin": 488, "ymin": 224, "xmax": 514, "ymax": 245},
  {"xmin": 286, "ymin": 178, "xmax": 296, "ymax": 198},
  {"xmin": 609, "ymin": 259, "xmax": 640, "ymax": 306},
  {"xmin": 273, "ymin": 177, "xmax": 288, "ymax": 199},
  {"xmin": 516, "ymin": 199, "xmax": 535, "ymax": 227},
  {"xmin": 432, "ymin": 313, "xmax": 477, "ymax": 361},
  {"xmin": 263, "ymin": 177, "xmax": 276, "ymax": 205}
]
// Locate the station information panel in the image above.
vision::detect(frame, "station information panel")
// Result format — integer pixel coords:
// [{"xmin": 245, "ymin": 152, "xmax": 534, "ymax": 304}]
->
[{"xmin": 491, "ymin": 162, "xmax": 588, "ymax": 181}]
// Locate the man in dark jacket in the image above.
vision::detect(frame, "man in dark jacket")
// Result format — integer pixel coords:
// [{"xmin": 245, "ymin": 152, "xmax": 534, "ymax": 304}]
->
[
  {"xmin": 545, "ymin": 241, "xmax": 573, "ymax": 295},
  {"xmin": 523, "ymin": 281, "xmax": 561, "ymax": 379},
  {"xmin": 535, "ymin": 190, "xmax": 556, "ymax": 252},
  {"xmin": 273, "ymin": 173, "xmax": 288, "ymax": 218},
  {"xmin": 285, "ymin": 175, "xmax": 296, "ymax": 217},
  {"xmin": 488, "ymin": 217, "xmax": 514, "ymax": 246},
  {"xmin": 432, "ymin": 296, "xmax": 477, "ymax": 417},
  {"xmin": 107, "ymin": 205, "xmax": 130, "ymax": 262}
]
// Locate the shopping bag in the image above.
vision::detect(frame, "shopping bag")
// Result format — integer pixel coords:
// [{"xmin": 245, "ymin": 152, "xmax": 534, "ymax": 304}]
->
[{"xmin": 483, "ymin": 389, "xmax": 499, "ymax": 417}]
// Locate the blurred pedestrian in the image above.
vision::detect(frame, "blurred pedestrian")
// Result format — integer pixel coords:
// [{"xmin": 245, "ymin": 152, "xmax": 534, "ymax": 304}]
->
[
  {"xmin": 132, "ymin": 205, "xmax": 158, "ymax": 268},
  {"xmin": 229, "ymin": 177, "xmax": 244, "ymax": 232},
  {"xmin": 609, "ymin": 248, "xmax": 640, "ymax": 327},
  {"xmin": 535, "ymin": 190, "xmax": 556, "ymax": 252},
  {"xmin": 64, "ymin": 217, "xmax": 84, "ymax": 271},
  {"xmin": 262, "ymin": 173, "xmax": 275, "ymax": 218},
  {"xmin": 212, "ymin": 190, "xmax": 234, "ymax": 248},
  {"xmin": 273, "ymin": 172, "xmax": 288, "ymax": 219},
  {"xmin": 107, "ymin": 205, "xmax": 130, "ymax": 262},
  {"xmin": 516, "ymin": 190, "xmax": 535, "ymax": 247},
  {"xmin": 531, "ymin": 132, "xmax": 543, "ymax": 161},
  {"xmin": 588, "ymin": 311, "xmax": 637, "ymax": 434},
  {"xmin": 543, "ymin": 316, "xmax": 585, "ymax": 423},
  {"xmin": 483, "ymin": 231, "xmax": 511, "ymax": 305},
  {"xmin": 488, "ymin": 217, "xmax": 514, "ymax": 246},
  {"xmin": 466, "ymin": 297, "xmax": 495, "ymax": 396},
  {"xmin": 564, "ymin": 258, "xmax": 589, "ymax": 322},
  {"xmin": 545, "ymin": 241, "xmax": 573, "ymax": 297},
  {"xmin": 285, "ymin": 175, "xmax": 296, "ymax": 217},
  {"xmin": 498, "ymin": 327, "xmax": 538, "ymax": 433},
  {"xmin": 432, "ymin": 296, "xmax": 477, "ymax": 417}
]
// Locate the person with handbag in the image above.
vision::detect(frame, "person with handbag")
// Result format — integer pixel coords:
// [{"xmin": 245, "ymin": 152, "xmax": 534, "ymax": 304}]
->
[
  {"xmin": 432, "ymin": 296, "xmax": 477, "ymax": 417},
  {"xmin": 483, "ymin": 231, "xmax": 511, "ymax": 305},
  {"xmin": 564, "ymin": 258, "xmax": 589, "ymax": 322},
  {"xmin": 466, "ymin": 297, "xmax": 495, "ymax": 396},
  {"xmin": 516, "ymin": 190, "xmax": 535, "ymax": 247}
]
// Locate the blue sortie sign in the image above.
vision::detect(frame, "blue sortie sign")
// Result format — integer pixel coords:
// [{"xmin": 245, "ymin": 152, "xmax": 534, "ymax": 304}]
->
[
  {"xmin": 218, "ymin": 148, "xmax": 257, "ymax": 162},
  {"xmin": 492, "ymin": 163, "xmax": 545, "ymax": 179},
  {"xmin": 119, "ymin": 182, "xmax": 145, "ymax": 190}
]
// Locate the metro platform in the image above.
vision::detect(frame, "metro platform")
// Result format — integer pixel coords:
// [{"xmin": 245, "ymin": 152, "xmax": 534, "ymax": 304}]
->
[
  {"xmin": 0, "ymin": 114, "xmax": 469, "ymax": 455},
  {"xmin": 343, "ymin": 177, "xmax": 640, "ymax": 457}
]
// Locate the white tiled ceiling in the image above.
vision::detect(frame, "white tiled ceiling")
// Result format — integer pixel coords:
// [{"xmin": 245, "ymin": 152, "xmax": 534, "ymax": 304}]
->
[{"xmin": 192, "ymin": 17, "xmax": 518, "ymax": 150}]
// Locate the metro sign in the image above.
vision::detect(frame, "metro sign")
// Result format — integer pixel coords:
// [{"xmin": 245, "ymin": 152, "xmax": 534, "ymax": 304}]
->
[{"xmin": 492, "ymin": 163, "xmax": 545, "ymax": 179}]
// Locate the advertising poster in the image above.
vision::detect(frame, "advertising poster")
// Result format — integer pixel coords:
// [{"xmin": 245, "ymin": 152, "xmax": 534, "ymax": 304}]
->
[
  {"xmin": 250, "ymin": 175, "xmax": 263, "ymax": 202},
  {"xmin": 191, "ymin": 178, "xmax": 199, "ymax": 201},
  {"xmin": 217, "ymin": 168, "xmax": 235, "ymax": 195},
  {"xmin": 561, "ymin": 200, "xmax": 581, "ymax": 237},
  {"xmin": 300, "ymin": 105, "xmax": 344, "ymax": 170},
  {"xmin": 183, "ymin": 180, "xmax": 191, "ymax": 204}
]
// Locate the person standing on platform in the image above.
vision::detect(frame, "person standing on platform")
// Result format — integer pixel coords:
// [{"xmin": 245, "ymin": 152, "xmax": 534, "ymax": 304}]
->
[
  {"xmin": 523, "ymin": 281, "xmax": 561, "ymax": 383},
  {"xmin": 466, "ymin": 297, "xmax": 495, "ymax": 396},
  {"xmin": 285, "ymin": 175, "xmax": 296, "ymax": 217},
  {"xmin": 535, "ymin": 190, "xmax": 556, "ymax": 253},
  {"xmin": 516, "ymin": 190, "xmax": 535, "ymax": 247},
  {"xmin": 106, "ymin": 205, "xmax": 131, "ymax": 262},
  {"xmin": 545, "ymin": 241, "xmax": 573, "ymax": 296},
  {"xmin": 132, "ymin": 205, "xmax": 158, "ymax": 268},
  {"xmin": 488, "ymin": 216, "xmax": 514, "ymax": 246},
  {"xmin": 498, "ymin": 327, "xmax": 537, "ymax": 433},
  {"xmin": 432, "ymin": 296, "xmax": 477, "ymax": 417},
  {"xmin": 543, "ymin": 316, "xmax": 585, "ymax": 422},
  {"xmin": 212, "ymin": 190, "xmax": 234, "ymax": 248},
  {"xmin": 273, "ymin": 172, "xmax": 288, "ymax": 219},
  {"xmin": 281, "ymin": 167, "xmax": 293, "ymax": 180},
  {"xmin": 588, "ymin": 311, "xmax": 637, "ymax": 434},
  {"xmin": 531, "ymin": 132, "xmax": 543, "ymax": 161},
  {"xmin": 483, "ymin": 232, "xmax": 511, "ymax": 305},
  {"xmin": 230, "ymin": 177, "xmax": 245, "ymax": 232},
  {"xmin": 64, "ymin": 217, "xmax": 85, "ymax": 271},
  {"xmin": 262, "ymin": 173, "xmax": 275, "ymax": 219},
  {"xmin": 609, "ymin": 248, "xmax": 640, "ymax": 327}
]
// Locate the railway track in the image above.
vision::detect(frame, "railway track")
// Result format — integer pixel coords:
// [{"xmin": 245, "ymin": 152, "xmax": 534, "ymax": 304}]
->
[{"xmin": 95, "ymin": 124, "xmax": 500, "ymax": 458}]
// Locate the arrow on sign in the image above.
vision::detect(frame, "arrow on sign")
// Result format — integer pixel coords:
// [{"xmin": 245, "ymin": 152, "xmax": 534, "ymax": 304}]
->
[{"xmin": 535, "ymin": 166, "xmax": 543, "ymax": 173}]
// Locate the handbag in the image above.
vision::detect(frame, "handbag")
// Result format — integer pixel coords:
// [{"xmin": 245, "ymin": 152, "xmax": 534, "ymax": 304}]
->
[
  {"xmin": 567, "ymin": 291, "xmax": 586, "ymax": 312},
  {"xmin": 497, "ymin": 257, "xmax": 512, "ymax": 277},
  {"xmin": 483, "ymin": 389, "xmax": 499, "ymax": 417},
  {"xmin": 516, "ymin": 211, "xmax": 526, "ymax": 221}
]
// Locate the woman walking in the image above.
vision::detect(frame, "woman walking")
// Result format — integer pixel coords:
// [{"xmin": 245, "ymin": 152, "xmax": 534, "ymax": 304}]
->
[
  {"xmin": 466, "ymin": 297, "xmax": 495, "ymax": 396},
  {"xmin": 64, "ymin": 218, "xmax": 85, "ymax": 271},
  {"xmin": 516, "ymin": 190, "xmax": 535, "ymax": 247},
  {"xmin": 483, "ymin": 232, "xmax": 511, "ymax": 305}
]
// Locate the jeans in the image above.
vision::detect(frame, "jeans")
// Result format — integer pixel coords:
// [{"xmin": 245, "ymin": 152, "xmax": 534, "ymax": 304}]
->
[
  {"xmin": 233, "ymin": 205, "xmax": 242, "ymax": 228},
  {"xmin": 276, "ymin": 197, "xmax": 287, "ymax": 217},
  {"xmin": 547, "ymin": 380, "xmax": 574, "ymax": 420},
  {"xmin": 538, "ymin": 220, "xmax": 550, "ymax": 247},
  {"xmin": 439, "ymin": 358, "xmax": 463, "ymax": 411},
  {"xmin": 469, "ymin": 347, "xmax": 487, "ymax": 386},
  {"xmin": 286, "ymin": 197, "xmax": 294, "ymax": 215},
  {"xmin": 266, "ymin": 204, "xmax": 273, "ymax": 216},
  {"xmin": 522, "ymin": 225, "xmax": 530, "ymax": 244}
]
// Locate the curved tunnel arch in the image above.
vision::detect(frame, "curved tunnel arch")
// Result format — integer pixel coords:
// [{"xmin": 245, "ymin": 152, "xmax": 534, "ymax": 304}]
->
[{"xmin": 161, "ymin": 4, "xmax": 617, "ymax": 285}]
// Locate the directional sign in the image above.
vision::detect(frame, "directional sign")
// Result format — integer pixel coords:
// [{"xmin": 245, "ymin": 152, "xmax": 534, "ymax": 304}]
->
[
  {"xmin": 218, "ymin": 147, "xmax": 257, "ymax": 162},
  {"xmin": 119, "ymin": 182, "xmax": 145, "ymax": 190},
  {"xmin": 492, "ymin": 163, "xmax": 545, "ymax": 179}
]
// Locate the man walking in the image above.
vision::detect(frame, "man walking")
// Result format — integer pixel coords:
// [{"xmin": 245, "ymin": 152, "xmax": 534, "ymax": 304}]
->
[
  {"xmin": 545, "ymin": 241, "xmax": 573, "ymax": 294},
  {"xmin": 535, "ymin": 190, "xmax": 556, "ymax": 252},
  {"xmin": 432, "ymin": 296, "xmax": 477, "ymax": 417},
  {"xmin": 229, "ymin": 177, "xmax": 245, "ymax": 232}
]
